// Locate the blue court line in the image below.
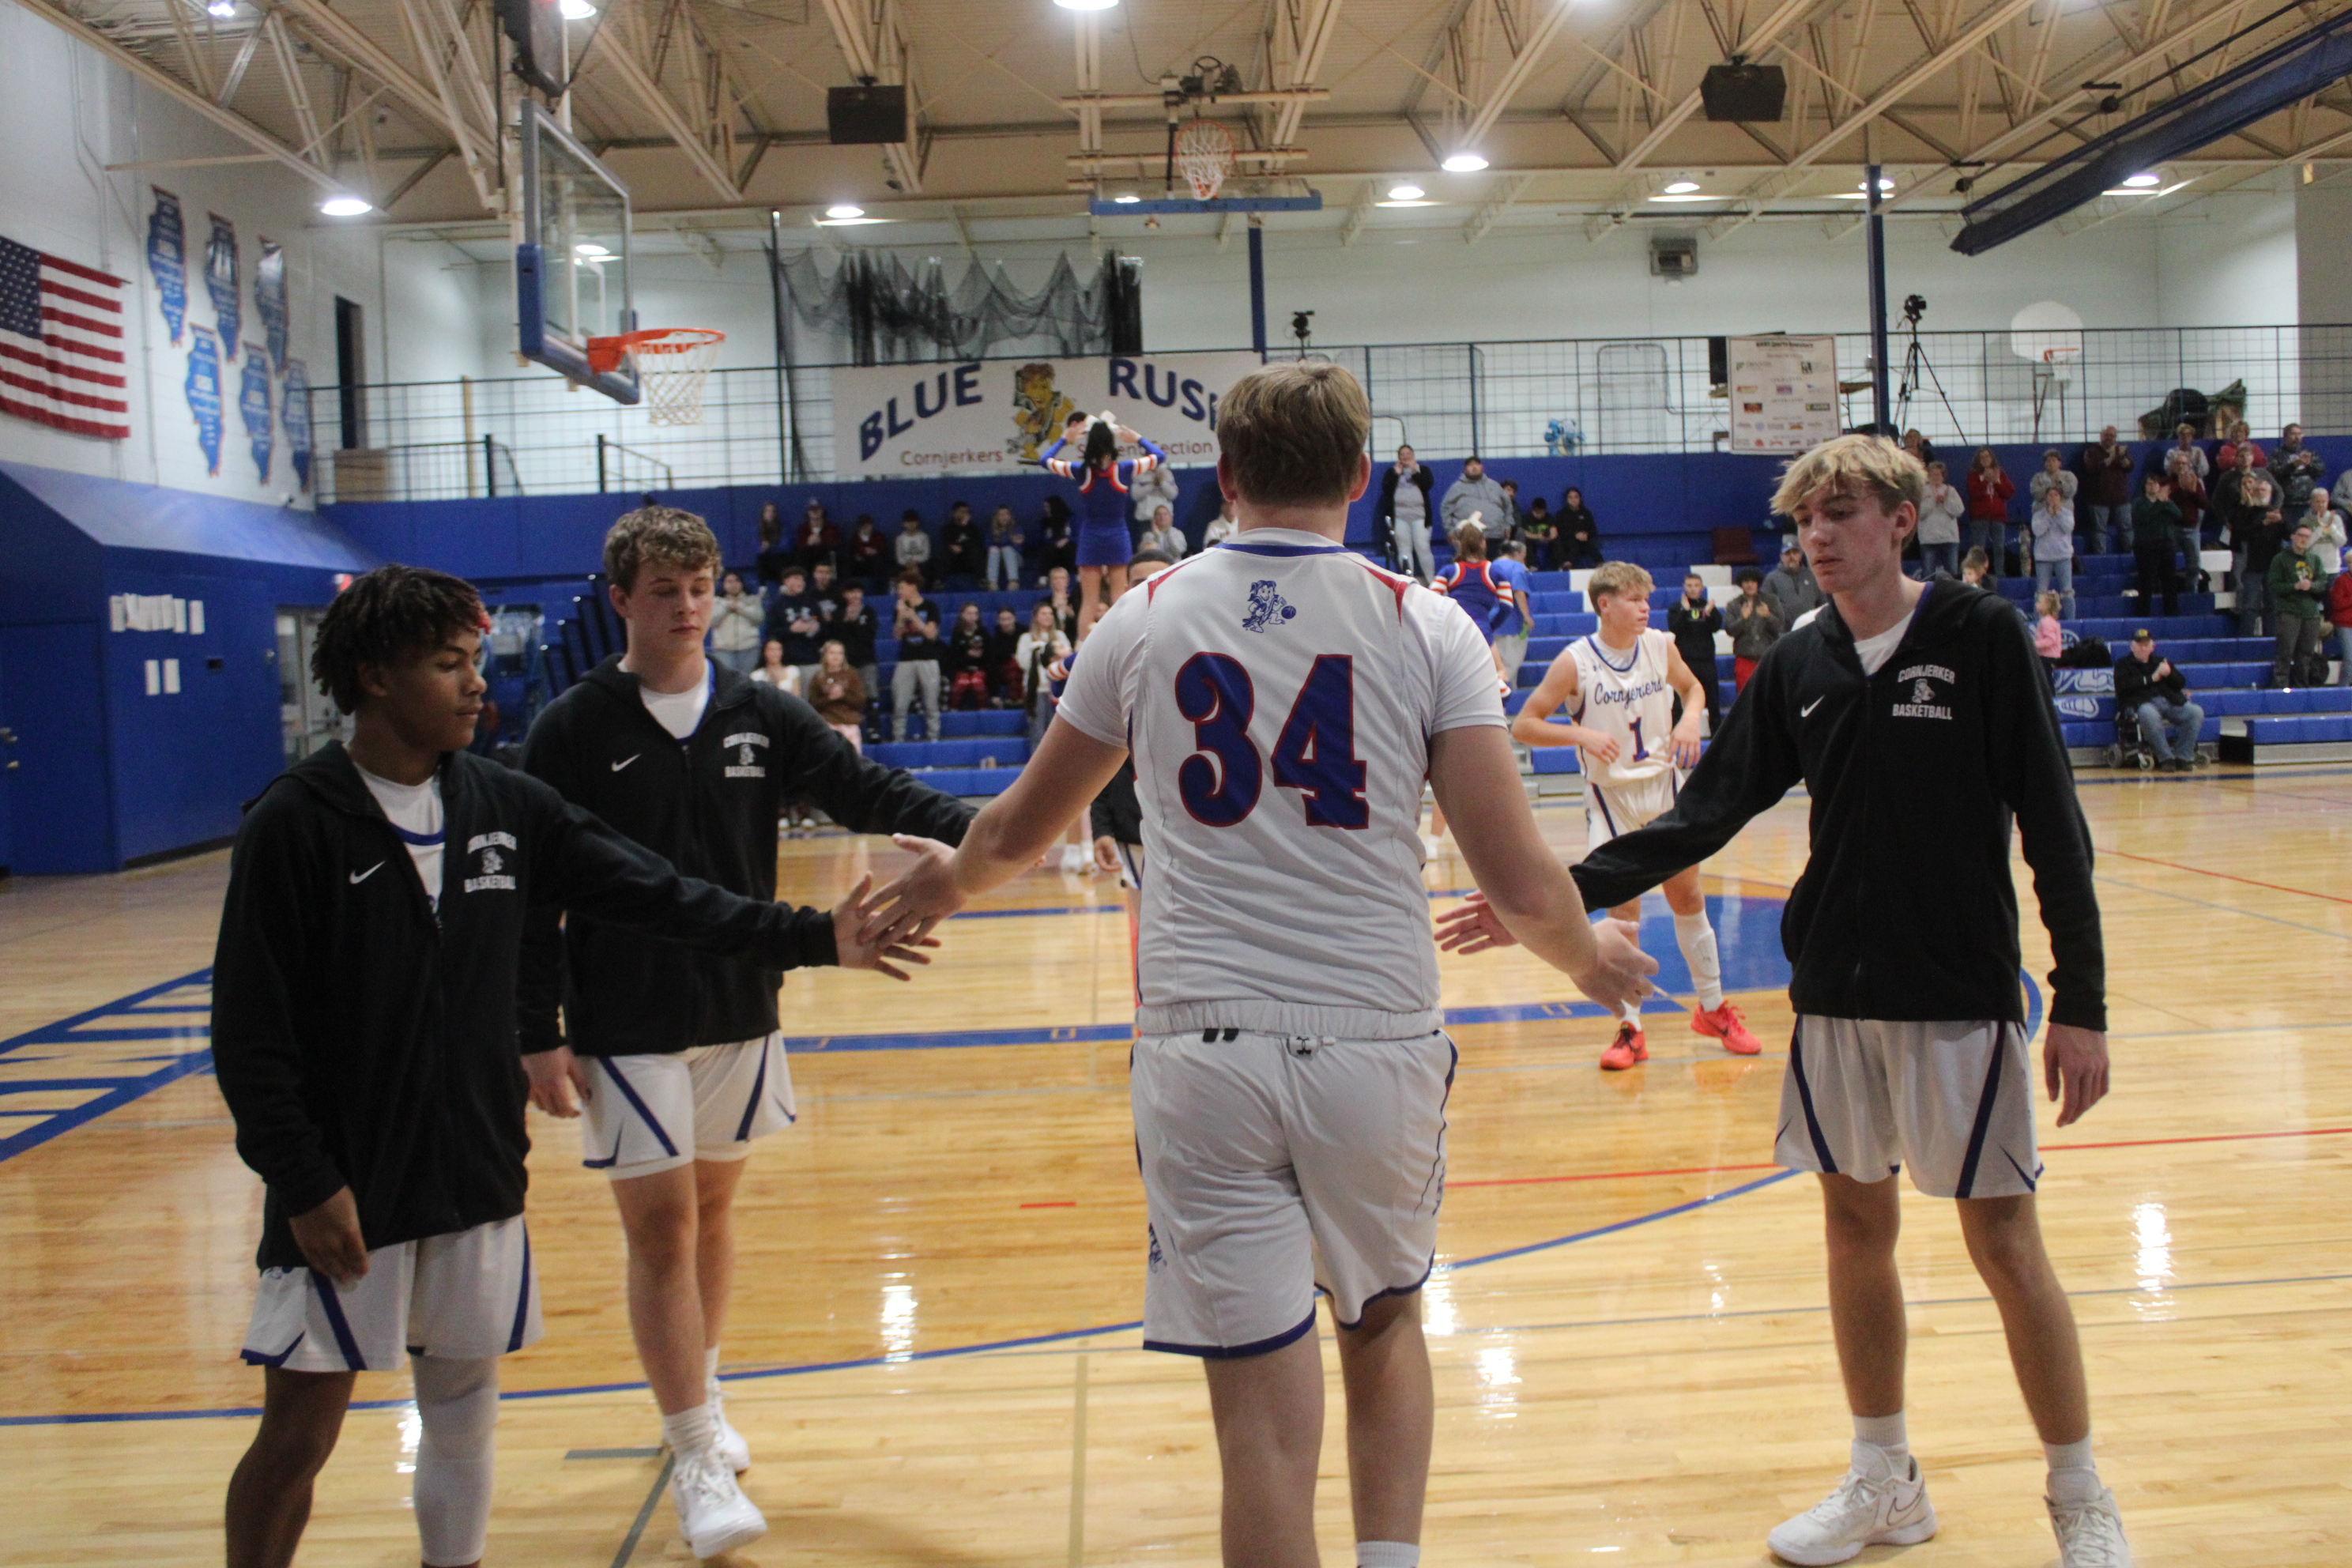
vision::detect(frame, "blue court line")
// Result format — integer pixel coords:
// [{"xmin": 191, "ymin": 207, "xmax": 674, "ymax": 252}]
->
[
  {"xmin": 2094, "ymin": 873, "xmax": 2352, "ymax": 945},
  {"xmin": 0, "ymin": 966, "xmax": 216, "ymax": 1167}
]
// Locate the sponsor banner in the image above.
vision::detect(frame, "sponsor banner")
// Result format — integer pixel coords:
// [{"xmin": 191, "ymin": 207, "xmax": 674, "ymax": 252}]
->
[
  {"xmin": 1728, "ymin": 334, "xmax": 1839, "ymax": 454},
  {"xmin": 830, "ymin": 351, "xmax": 1261, "ymax": 478}
]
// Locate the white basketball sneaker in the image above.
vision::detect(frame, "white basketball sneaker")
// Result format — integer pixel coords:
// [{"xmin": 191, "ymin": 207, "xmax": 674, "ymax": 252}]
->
[
  {"xmin": 669, "ymin": 1443, "xmax": 766, "ymax": 1559},
  {"xmin": 2048, "ymin": 1487, "xmax": 2132, "ymax": 1566},
  {"xmin": 1766, "ymin": 1445, "xmax": 1937, "ymax": 1566},
  {"xmin": 710, "ymin": 1377, "xmax": 751, "ymax": 1474}
]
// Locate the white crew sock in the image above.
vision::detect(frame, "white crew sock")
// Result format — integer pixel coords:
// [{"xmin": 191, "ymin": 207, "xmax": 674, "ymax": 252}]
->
[
  {"xmin": 1358, "ymin": 1543, "xmax": 1420, "ymax": 1568},
  {"xmin": 1853, "ymin": 1411, "xmax": 1909, "ymax": 1476},
  {"xmin": 411, "ymin": 1355, "xmax": 500, "ymax": 1568},
  {"xmin": 2045, "ymin": 1434, "xmax": 2101, "ymax": 1503},
  {"xmin": 1673, "ymin": 912, "xmax": 1724, "ymax": 1011},
  {"xmin": 662, "ymin": 1402, "xmax": 718, "ymax": 1460}
]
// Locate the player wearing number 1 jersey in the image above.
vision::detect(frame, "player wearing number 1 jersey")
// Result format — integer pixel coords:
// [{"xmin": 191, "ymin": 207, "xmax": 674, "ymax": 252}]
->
[
  {"xmin": 865, "ymin": 360, "xmax": 1653, "ymax": 1568},
  {"xmin": 1510, "ymin": 561, "xmax": 1762, "ymax": 1069}
]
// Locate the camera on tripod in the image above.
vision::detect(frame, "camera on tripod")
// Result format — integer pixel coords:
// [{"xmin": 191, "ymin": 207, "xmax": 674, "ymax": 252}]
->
[
  {"xmin": 1290, "ymin": 310, "xmax": 1315, "ymax": 354},
  {"xmin": 1902, "ymin": 293, "xmax": 1928, "ymax": 326}
]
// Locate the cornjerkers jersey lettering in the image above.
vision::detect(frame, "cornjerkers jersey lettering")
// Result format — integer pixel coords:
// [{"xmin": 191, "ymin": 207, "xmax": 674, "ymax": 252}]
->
[
  {"xmin": 1056, "ymin": 529, "xmax": 1505, "ymax": 1039},
  {"xmin": 1572, "ymin": 629, "xmax": 1676, "ymax": 788}
]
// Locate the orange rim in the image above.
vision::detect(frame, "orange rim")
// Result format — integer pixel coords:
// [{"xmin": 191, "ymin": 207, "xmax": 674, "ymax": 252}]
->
[{"xmin": 585, "ymin": 327, "xmax": 725, "ymax": 375}]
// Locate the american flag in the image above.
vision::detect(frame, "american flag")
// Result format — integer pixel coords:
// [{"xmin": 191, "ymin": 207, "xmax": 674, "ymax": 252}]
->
[{"xmin": 0, "ymin": 237, "xmax": 129, "ymax": 439}]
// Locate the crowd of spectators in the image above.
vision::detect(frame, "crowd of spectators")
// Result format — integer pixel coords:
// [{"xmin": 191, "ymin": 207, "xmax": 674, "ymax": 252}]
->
[{"xmin": 1373, "ymin": 447, "xmax": 1608, "ymax": 583}]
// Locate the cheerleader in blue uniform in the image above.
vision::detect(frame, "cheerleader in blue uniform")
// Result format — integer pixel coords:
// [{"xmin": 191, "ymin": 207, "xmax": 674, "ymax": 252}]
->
[{"xmin": 1038, "ymin": 411, "xmax": 1168, "ymax": 635}]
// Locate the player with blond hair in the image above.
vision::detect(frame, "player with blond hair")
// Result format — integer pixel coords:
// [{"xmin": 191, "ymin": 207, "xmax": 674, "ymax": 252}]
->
[
  {"xmin": 1457, "ymin": 433, "xmax": 2128, "ymax": 1567},
  {"xmin": 867, "ymin": 359, "xmax": 1655, "ymax": 1568},
  {"xmin": 1491, "ymin": 558, "xmax": 1762, "ymax": 1067}
]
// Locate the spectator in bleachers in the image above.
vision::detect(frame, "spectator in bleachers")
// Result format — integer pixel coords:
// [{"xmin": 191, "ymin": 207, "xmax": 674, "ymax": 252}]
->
[
  {"xmin": 1724, "ymin": 568, "xmax": 1779, "ymax": 699},
  {"xmin": 2306, "ymin": 485, "xmax": 2346, "ymax": 574},
  {"xmin": 986, "ymin": 607, "xmax": 1024, "ymax": 704},
  {"xmin": 708, "ymin": 571, "xmax": 763, "ymax": 674},
  {"xmin": 1036, "ymin": 495, "xmax": 1076, "ymax": 582},
  {"xmin": 2268, "ymin": 521, "xmax": 2330, "ymax": 687},
  {"xmin": 1961, "ymin": 547, "xmax": 1992, "ymax": 589},
  {"xmin": 894, "ymin": 509, "xmax": 933, "ymax": 588},
  {"xmin": 1375, "ymin": 444, "xmax": 1436, "ymax": 582},
  {"xmin": 1491, "ymin": 480, "xmax": 1521, "ymax": 548},
  {"xmin": 2114, "ymin": 631, "xmax": 2203, "ymax": 771},
  {"xmin": 2132, "ymin": 473, "xmax": 2184, "ymax": 617},
  {"xmin": 1490, "ymin": 540, "xmax": 1534, "ymax": 688},
  {"xmin": 2217, "ymin": 420, "xmax": 2266, "ymax": 472},
  {"xmin": 2034, "ymin": 592, "xmax": 2065, "ymax": 670},
  {"xmin": 2164, "ymin": 422, "xmax": 2210, "ymax": 482},
  {"xmin": 940, "ymin": 501, "xmax": 986, "ymax": 590},
  {"xmin": 1519, "ymin": 496, "xmax": 1557, "ymax": 568},
  {"xmin": 1042, "ymin": 566, "xmax": 1080, "ymax": 643},
  {"xmin": 2331, "ymin": 464, "xmax": 2352, "ymax": 517},
  {"xmin": 1902, "ymin": 428, "xmax": 1937, "ymax": 468},
  {"xmin": 984, "ymin": 506, "xmax": 1024, "ymax": 590},
  {"xmin": 1137, "ymin": 503, "xmax": 1188, "ymax": 560},
  {"xmin": 829, "ymin": 583, "xmax": 880, "ymax": 698},
  {"xmin": 1202, "ymin": 495, "xmax": 1241, "ymax": 552},
  {"xmin": 805, "ymin": 641, "xmax": 865, "ymax": 752},
  {"xmin": 2079, "ymin": 427, "xmax": 2135, "ymax": 554},
  {"xmin": 1964, "ymin": 446, "xmax": 2015, "ymax": 579},
  {"xmin": 1129, "ymin": 452, "xmax": 1179, "ymax": 529},
  {"xmin": 793, "ymin": 499, "xmax": 840, "ymax": 576},
  {"xmin": 808, "ymin": 561, "xmax": 840, "ymax": 624},
  {"xmin": 2165, "ymin": 448, "xmax": 2210, "ymax": 556},
  {"xmin": 760, "ymin": 564, "xmax": 823, "ymax": 682},
  {"xmin": 888, "ymin": 571, "xmax": 943, "ymax": 742},
  {"xmin": 2329, "ymin": 564, "xmax": 2352, "ymax": 687},
  {"xmin": 1917, "ymin": 460, "xmax": 1964, "ymax": 579},
  {"xmin": 750, "ymin": 639, "xmax": 800, "ymax": 698},
  {"xmin": 2226, "ymin": 466, "xmax": 2284, "ymax": 636},
  {"xmin": 1015, "ymin": 600, "xmax": 1072, "ymax": 750},
  {"xmin": 1764, "ymin": 541, "xmax": 1824, "ymax": 624},
  {"xmin": 1559, "ymin": 486, "xmax": 1603, "ymax": 568},
  {"xmin": 2272, "ymin": 424, "xmax": 2326, "ymax": 508},
  {"xmin": 1441, "ymin": 455, "xmax": 1507, "ymax": 545},
  {"xmin": 943, "ymin": 603, "xmax": 993, "ymax": 710},
  {"xmin": 754, "ymin": 503, "xmax": 792, "ymax": 592},
  {"xmin": 2030, "ymin": 447, "xmax": 2077, "ymax": 517},
  {"xmin": 2030, "ymin": 477, "xmax": 2078, "ymax": 620},
  {"xmin": 846, "ymin": 514, "xmax": 891, "ymax": 593},
  {"xmin": 1668, "ymin": 574, "xmax": 1724, "ymax": 713}
]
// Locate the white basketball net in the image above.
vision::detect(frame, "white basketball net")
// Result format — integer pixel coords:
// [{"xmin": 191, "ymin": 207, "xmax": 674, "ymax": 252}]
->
[
  {"xmin": 1174, "ymin": 119, "xmax": 1236, "ymax": 202},
  {"xmin": 628, "ymin": 329, "xmax": 724, "ymax": 426}
]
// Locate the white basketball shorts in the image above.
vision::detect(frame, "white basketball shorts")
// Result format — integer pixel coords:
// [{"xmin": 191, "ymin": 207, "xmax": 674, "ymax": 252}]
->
[
  {"xmin": 241, "ymin": 1216, "xmax": 541, "ymax": 1373},
  {"xmin": 1584, "ymin": 768, "xmax": 1681, "ymax": 854},
  {"xmin": 1775, "ymin": 1016, "xmax": 2043, "ymax": 1200},
  {"xmin": 582, "ymin": 1034, "xmax": 797, "ymax": 1178},
  {"xmin": 1129, "ymin": 1027, "xmax": 1457, "ymax": 1357}
]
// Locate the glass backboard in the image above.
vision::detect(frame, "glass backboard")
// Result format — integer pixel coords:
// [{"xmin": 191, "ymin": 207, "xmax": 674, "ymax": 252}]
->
[{"xmin": 517, "ymin": 101, "xmax": 639, "ymax": 404}]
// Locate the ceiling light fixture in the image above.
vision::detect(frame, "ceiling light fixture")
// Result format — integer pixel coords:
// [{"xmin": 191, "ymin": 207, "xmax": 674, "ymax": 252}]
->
[
  {"xmin": 1375, "ymin": 199, "xmax": 1437, "ymax": 208},
  {"xmin": 1113, "ymin": 192, "xmax": 1140, "ymax": 204},
  {"xmin": 205, "ymin": 1, "xmax": 236, "ymax": 15},
  {"xmin": 1441, "ymin": 152, "xmax": 1489, "ymax": 172},
  {"xmin": 1387, "ymin": 183, "xmax": 1424, "ymax": 201},
  {"xmin": 559, "ymin": 0, "xmax": 595, "ymax": 17},
  {"xmin": 2122, "ymin": 172, "xmax": 2160, "ymax": 187},
  {"xmin": 318, "ymin": 194, "xmax": 373, "ymax": 217},
  {"xmin": 574, "ymin": 241, "xmax": 610, "ymax": 257},
  {"xmin": 826, "ymin": 203, "xmax": 865, "ymax": 219},
  {"xmin": 1663, "ymin": 179, "xmax": 1700, "ymax": 194},
  {"xmin": 1052, "ymin": 0, "xmax": 1118, "ymax": 9}
]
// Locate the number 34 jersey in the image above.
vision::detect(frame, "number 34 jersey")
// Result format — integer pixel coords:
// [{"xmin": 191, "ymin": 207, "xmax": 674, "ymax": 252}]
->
[
  {"xmin": 1569, "ymin": 629, "xmax": 1679, "ymax": 790},
  {"xmin": 1056, "ymin": 529, "xmax": 1506, "ymax": 1040}
]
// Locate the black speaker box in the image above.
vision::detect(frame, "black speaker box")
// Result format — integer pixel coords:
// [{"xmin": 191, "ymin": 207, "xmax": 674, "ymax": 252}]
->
[
  {"xmin": 498, "ymin": 0, "xmax": 566, "ymax": 97},
  {"xmin": 1701, "ymin": 63, "xmax": 1786, "ymax": 122},
  {"xmin": 828, "ymin": 85, "xmax": 908, "ymax": 145}
]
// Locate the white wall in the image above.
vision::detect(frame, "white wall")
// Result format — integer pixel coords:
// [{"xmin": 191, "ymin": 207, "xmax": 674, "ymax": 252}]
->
[{"xmin": 0, "ymin": 3, "xmax": 397, "ymax": 505}]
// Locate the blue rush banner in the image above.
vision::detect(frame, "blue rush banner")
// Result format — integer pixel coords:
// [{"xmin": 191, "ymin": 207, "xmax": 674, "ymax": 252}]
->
[
  {"xmin": 186, "ymin": 327, "xmax": 223, "ymax": 475},
  {"xmin": 281, "ymin": 357, "xmax": 312, "ymax": 488},
  {"xmin": 830, "ymin": 352, "xmax": 1264, "ymax": 478},
  {"xmin": 239, "ymin": 342, "xmax": 273, "ymax": 481},
  {"xmin": 205, "ymin": 213, "xmax": 239, "ymax": 360},
  {"xmin": 254, "ymin": 239, "xmax": 288, "ymax": 375},
  {"xmin": 148, "ymin": 187, "xmax": 186, "ymax": 345}
]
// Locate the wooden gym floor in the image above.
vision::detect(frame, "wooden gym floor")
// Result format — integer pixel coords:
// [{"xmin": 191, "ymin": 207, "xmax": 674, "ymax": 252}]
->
[{"xmin": 2, "ymin": 765, "xmax": 2348, "ymax": 1566}]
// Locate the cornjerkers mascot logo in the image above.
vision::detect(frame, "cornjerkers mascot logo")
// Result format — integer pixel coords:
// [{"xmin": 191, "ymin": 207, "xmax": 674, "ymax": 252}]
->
[
  {"xmin": 1891, "ymin": 663, "xmax": 1955, "ymax": 721},
  {"xmin": 723, "ymin": 729, "xmax": 771, "ymax": 778},
  {"xmin": 465, "ymin": 831, "xmax": 518, "ymax": 893},
  {"xmin": 1242, "ymin": 580, "xmax": 1296, "ymax": 633},
  {"xmin": 1008, "ymin": 363, "xmax": 1076, "ymax": 462}
]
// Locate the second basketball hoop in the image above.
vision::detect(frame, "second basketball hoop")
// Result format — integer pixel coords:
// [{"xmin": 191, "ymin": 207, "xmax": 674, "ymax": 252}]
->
[
  {"xmin": 1174, "ymin": 119, "xmax": 1236, "ymax": 202},
  {"xmin": 585, "ymin": 328, "xmax": 724, "ymax": 427}
]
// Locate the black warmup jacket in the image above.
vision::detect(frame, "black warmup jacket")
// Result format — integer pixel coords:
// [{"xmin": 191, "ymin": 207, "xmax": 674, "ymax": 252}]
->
[
  {"xmin": 212, "ymin": 744, "xmax": 831, "ymax": 1270},
  {"xmin": 1572, "ymin": 580, "xmax": 2107, "ymax": 1031},
  {"xmin": 518, "ymin": 658, "xmax": 974, "ymax": 1058}
]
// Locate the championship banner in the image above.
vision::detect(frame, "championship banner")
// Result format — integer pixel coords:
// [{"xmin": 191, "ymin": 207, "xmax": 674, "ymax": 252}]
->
[
  {"xmin": 1728, "ymin": 335, "xmax": 1838, "ymax": 453},
  {"xmin": 830, "ymin": 351, "xmax": 1262, "ymax": 478}
]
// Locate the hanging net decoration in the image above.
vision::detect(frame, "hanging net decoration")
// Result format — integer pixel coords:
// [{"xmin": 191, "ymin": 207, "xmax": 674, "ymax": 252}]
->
[
  {"xmin": 585, "ymin": 327, "xmax": 726, "ymax": 425},
  {"xmin": 1174, "ymin": 118, "xmax": 1237, "ymax": 202}
]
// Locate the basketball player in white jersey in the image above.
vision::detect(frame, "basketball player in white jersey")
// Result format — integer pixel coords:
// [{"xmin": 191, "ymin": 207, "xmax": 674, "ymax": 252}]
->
[
  {"xmin": 1507, "ymin": 561, "xmax": 1763, "ymax": 1068},
  {"xmin": 864, "ymin": 360, "xmax": 1656, "ymax": 1568}
]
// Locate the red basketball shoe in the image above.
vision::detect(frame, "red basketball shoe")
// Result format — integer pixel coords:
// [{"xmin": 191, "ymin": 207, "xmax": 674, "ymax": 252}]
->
[
  {"xmin": 1691, "ymin": 1001, "xmax": 1762, "ymax": 1056},
  {"xmin": 1599, "ymin": 1020, "xmax": 1649, "ymax": 1070}
]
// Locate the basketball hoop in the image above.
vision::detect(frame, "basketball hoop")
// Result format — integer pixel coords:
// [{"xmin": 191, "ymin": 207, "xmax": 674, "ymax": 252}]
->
[
  {"xmin": 1174, "ymin": 119, "xmax": 1236, "ymax": 202},
  {"xmin": 585, "ymin": 327, "xmax": 725, "ymax": 425}
]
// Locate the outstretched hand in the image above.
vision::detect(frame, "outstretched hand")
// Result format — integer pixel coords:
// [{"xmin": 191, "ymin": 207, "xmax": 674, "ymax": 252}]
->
[
  {"xmin": 832, "ymin": 872, "xmax": 944, "ymax": 981},
  {"xmin": 1435, "ymin": 895, "xmax": 1656, "ymax": 1014},
  {"xmin": 2043, "ymin": 1023, "xmax": 2110, "ymax": 1126},
  {"xmin": 1435, "ymin": 891, "xmax": 1518, "ymax": 954},
  {"xmin": 858, "ymin": 835, "xmax": 967, "ymax": 948}
]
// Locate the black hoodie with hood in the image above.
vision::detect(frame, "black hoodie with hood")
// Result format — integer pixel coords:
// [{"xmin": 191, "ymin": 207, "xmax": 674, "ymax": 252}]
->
[
  {"xmin": 211, "ymin": 744, "xmax": 832, "ymax": 1270},
  {"xmin": 1572, "ymin": 579, "xmax": 2106, "ymax": 1031},
  {"xmin": 518, "ymin": 656, "xmax": 973, "ymax": 1058}
]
